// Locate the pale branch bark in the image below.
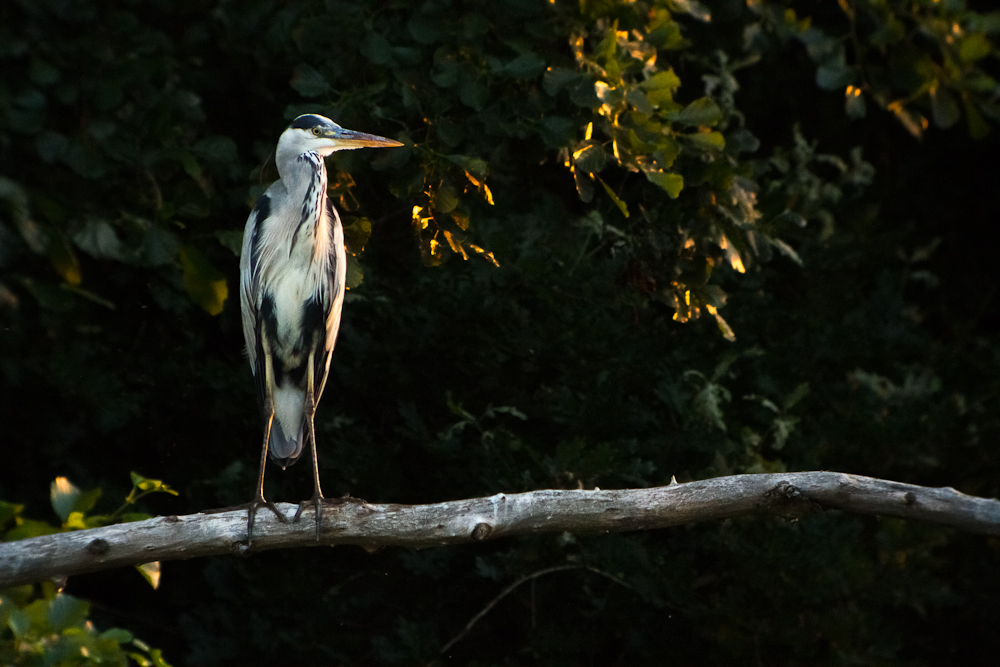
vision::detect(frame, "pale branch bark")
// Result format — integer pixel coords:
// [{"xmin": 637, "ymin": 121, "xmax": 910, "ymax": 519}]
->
[{"xmin": 2, "ymin": 471, "xmax": 999, "ymax": 588}]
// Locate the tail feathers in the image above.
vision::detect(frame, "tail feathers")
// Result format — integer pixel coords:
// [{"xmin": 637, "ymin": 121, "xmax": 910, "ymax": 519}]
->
[
  {"xmin": 270, "ymin": 384, "xmax": 306, "ymax": 466},
  {"xmin": 269, "ymin": 421, "xmax": 304, "ymax": 467}
]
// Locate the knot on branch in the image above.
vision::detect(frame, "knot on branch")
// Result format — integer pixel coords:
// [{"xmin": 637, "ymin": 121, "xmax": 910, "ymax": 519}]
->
[
  {"xmin": 471, "ymin": 523, "xmax": 493, "ymax": 541},
  {"xmin": 763, "ymin": 481, "xmax": 823, "ymax": 519},
  {"xmin": 86, "ymin": 539, "xmax": 109, "ymax": 556}
]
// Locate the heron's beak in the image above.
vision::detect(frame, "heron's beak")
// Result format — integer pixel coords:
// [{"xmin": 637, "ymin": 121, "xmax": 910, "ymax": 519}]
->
[{"xmin": 325, "ymin": 127, "xmax": 403, "ymax": 150}]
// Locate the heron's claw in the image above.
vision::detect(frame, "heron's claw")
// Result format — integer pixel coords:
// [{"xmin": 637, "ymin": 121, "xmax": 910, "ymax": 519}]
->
[
  {"xmin": 293, "ymin": 493, "xmax": 324, "ymax": 541},
  {"xmin": 246, "ymin": 495, "xmax": 288, "ymax": 548},
  {"xmin": 293, "ymin": 493, "xmax": 360, "ymax": 541}
]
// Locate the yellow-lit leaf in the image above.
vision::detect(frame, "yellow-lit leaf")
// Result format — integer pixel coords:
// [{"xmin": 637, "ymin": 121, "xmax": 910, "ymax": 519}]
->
[
  {"xmin": 51, "ymin": 476, "xmax": 81, "ymax": 522},
  {"xmin": 469, "ymin": 243, "xmax": 500, "ymax": 267},
  {"xmin": 594, "ymin": 174, "xmax": 629, "ymax": 217},
  {"xmin": 442, "ymin": 229, "xmax": 469, "ymax": 259},
  {"xmin": 887, "ymin": 101, "xmax": 925, "ymax": 139},
  {"xmin": 179, "ymin": 246, "xmax": 228, "ymax": 316},
  {"xmin": 452, "ymin": 211, "xmax": 470, "ymax": 231},
  {"xmin": 706, "ymin": 304, "xmax": 736, "ymax": 342},
  {"xmin": 136, "ymin": 562, "xmax": 161, "ymax": 589}
]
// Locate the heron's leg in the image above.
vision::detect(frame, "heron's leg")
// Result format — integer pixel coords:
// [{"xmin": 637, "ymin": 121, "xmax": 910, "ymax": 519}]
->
[
  {"xmin": 293, "ymin": 352, "xmax": 326, "ymax": 539},
  {"xmin": 247, "ymin": 352, "xmax": 287, "ymax": 547}
]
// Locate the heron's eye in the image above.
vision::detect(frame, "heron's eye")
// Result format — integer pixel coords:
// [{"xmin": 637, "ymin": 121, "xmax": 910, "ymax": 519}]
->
[{"xmin": 311, "ymin": 127, "xmax": 322, "ymax": 137}]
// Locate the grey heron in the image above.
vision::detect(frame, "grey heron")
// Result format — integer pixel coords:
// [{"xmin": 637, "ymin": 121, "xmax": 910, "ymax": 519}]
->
[{"xmin": 240, "ymin": 113, "xmax": 402, "ymax": 545}]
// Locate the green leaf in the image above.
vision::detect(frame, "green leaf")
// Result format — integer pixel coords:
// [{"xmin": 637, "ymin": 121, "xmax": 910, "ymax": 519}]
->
[
  {"xmin": 573, "ymin": 168, "xmax": 594, "ymax": 203},
  {"xmin": 345, "ymin": 253, "xmax": 364, "ymax": 290},
  {"xmin": 445, "ymin": 155, "xmax": 489, "ymax": 179},
  {"xmin": 685, "ymin": 131, "xmax": 725, "ymax": 150},
  {"xmin": 845, "ymin": 88, "xmax": 867, "ymax": 119},
  {"xmin": 74, "ymin": 487, "xmax": 102, "ymax": 515},
  {"xmin": 964, "ymin": 97, "xmax": 990, "ymax": 140},
  {"xmin": 540, "ymin": 116, "xmax": 576, "ymax": 148},
  {"xmin": 0, "ymin": 500, "xmax": 23, "ymax": 529},
  {"xmin": 129, "ymin": 472, "xmax": 179, "ymax": 496},
  {"xmin": 783, "ymin": 382, "xmax": 811, "ymax": 410},
  {"xmin": 816, "ymin": 63, "xmax": 853, "ymax": 91},
  {"xmin": 543, "ymin": 68, "xmax": 580, "ymax": 96},
  {"xmin": 573, "ymin": 142, "xmax": 607, "ymax": 174},
  {"xmin": 671, "ymin": 97, "xmax": 722, "ymax": 126},
  {"xmin": 642, "ymin": 69, "xmax": 682, "ymax": 107},
  {"xmin": 48, "ymin": 594, "xmax": 90, "ymax": 631},
  {"xmin": 29, "ymin": 58, "xmax": 60, "ymax": 86},
  {"xmin": 641, "ymin": 69, "xmax": 681, "ymax": 93},
  {"xmin": 959, "ymin": 33, "xmax": 992, "ymax": 63},
  {"xmin": 930, "ymin": 85, "xmax": 960, "ymax": 129},
  {"xmin": 101, "ymin": 628, "xmax": 134, "ymax": 643},
  {"xmin": 459, "ymin": 75, "xmax": 488, "ymax": 110},
  {"xmin": 505, "ymin": 52, "xmax": 545, "ymax": 79},
  {"xmin": 362, "ymin": 32, "xmax": 393, "ymax": 65},
  {"xmin": 290, "ymin": 64, "xmax": 330, "ymax": 98},
  {"xmin": 215, "ymin": 230, "xmax": 244, "ymax": 256},
  {"xmin": 7, "ymin": 608, "xmax": 31, "ymax": 638},
  {"xmin": 194, "ymin": 136, "xmax": 238, "ymax": 164},
  {"xmin": 73, "ymin": 220, "xmax": 125, "ymax": 260},
  {"xmin": 407, "ymin": 13, "xmax": 444, "ymax": 44},
  {"xmin": 179, "ymin": 246, "xmax": 228, "ymax": 316},
  {"xmin": 5, "ymin": 518, "xmax": 60, "ymax": 540},
  {"xmin": 645, "ymin": 171, "xmax": 684, "ymax": 198},
  {"xmin": 433, "ymin": 184, "xmax": 459, "ymax": 213},
  {"xmin": 342, "ymin": 216, "xmax": 373, "ymax": 255}
]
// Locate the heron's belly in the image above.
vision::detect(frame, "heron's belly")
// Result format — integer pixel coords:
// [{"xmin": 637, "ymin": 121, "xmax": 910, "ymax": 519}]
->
[{"xmin": 265, "ymin": 246, "xmax": 328, "ymax": 353}]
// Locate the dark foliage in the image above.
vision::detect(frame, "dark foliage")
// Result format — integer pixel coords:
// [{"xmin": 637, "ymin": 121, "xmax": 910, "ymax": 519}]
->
[{"xmin": 2, "ymin": 0, "xmax": 1000, "ymax": 664}]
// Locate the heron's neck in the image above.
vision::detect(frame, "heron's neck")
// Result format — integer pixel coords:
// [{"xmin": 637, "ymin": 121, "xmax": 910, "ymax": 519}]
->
[{"xmin": 276, "ymin": 149, "xmax": 327, "ymax": 185}]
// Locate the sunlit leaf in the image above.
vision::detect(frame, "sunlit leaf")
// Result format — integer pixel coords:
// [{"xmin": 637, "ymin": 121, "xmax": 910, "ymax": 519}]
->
[
  {"xmin": 595, "ymin": 174, "xmax": 629, "ymax": 217},
  {"xmin": 50, "ymin": 476, "xmax": 81, "ymax": 522},
  {"xmin": 442, "ymin": 229, "xmax": 469, "ymax": 259},
  {"xmin": 179, "ymin": 246, "xmax": 228, "ymax": 316},
  {"xmin": 136, "ymin": 562, "xmax": 161, "ymax": 589}
]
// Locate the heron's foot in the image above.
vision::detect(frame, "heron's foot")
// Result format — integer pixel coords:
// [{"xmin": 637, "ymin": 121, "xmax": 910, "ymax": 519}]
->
[
  {"xmin": 293, "ymin": 493, "xmax": 361, "ymax": 540},
  {"xmin": 246, "ymin": 495, "xmax": 288, "ymax": 548},
  {"xmin": 293, "ymin": 493, "xmax": 325, "ymax": 541}
]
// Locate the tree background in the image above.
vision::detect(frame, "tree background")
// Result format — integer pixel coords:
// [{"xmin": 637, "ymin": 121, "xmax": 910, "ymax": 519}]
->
[{"xmin": 2, "ymin": 0, "xmax": 1000, "ymax": 663}]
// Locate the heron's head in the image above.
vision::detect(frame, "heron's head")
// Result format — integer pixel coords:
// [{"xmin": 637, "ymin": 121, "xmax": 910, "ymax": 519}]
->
[{"xmin": 279, "ymin": 114, "xmax": 403, "ymax": 158}]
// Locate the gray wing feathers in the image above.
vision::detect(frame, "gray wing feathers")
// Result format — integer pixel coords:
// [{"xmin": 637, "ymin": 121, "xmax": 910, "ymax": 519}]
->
[
  {"xmin": 315, "ymin": 199, "xmax": 347, "ymax": 401},
  {"xmin": 239, "ymin": 196, "xmax": 266, "ymax": 374}
]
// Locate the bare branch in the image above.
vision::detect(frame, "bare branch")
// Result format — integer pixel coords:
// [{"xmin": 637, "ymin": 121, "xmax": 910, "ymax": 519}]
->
[{"xmin": 2, "ymin": 471, "xmax": 998, "ymax": 588}]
